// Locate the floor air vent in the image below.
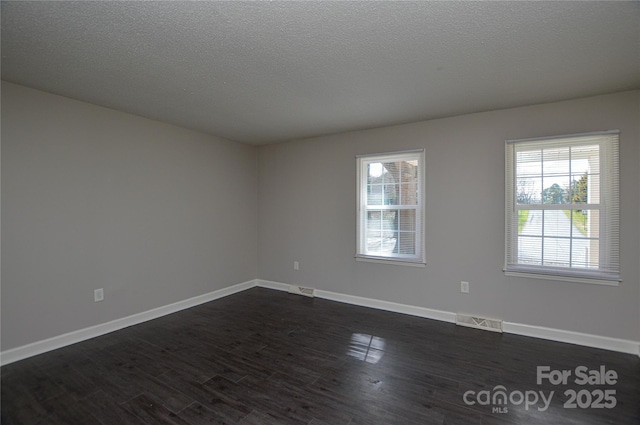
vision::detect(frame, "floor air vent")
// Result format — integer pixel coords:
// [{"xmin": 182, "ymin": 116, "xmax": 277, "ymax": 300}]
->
[
  {"xmin": 456, "ymin": 314, "xmax": 503, "ymax": 333},
  {"xmin": 288, "ymin": 285, "xmax": 315, "ymax": 298}
]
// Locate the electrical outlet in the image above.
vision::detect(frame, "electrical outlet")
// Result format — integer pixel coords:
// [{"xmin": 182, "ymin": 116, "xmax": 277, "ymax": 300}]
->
[
  {"xmin": 94, "ymin": 288, "xmax": 104, "ymax": 302},
  {"xmin": 460, "ymin": 281, "xmax": 469, "ymax": 294},
  {"xmin": 293, "ymin": 261, "xmax": 300, "ymax": 270}
]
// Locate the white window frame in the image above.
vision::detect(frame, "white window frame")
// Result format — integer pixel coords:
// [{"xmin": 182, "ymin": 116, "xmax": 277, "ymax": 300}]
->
[
  {"xmin": 504, "ymin": 130, "xmax": 620, "ymax": 284},
  {"xmin": 356, "ymin": 149, "xmax": 425, "ymax": 266}
]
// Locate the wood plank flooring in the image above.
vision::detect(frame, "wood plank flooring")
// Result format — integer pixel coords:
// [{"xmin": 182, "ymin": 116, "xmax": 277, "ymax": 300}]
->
[{"xmin": 2, "ymin": 287, "xmax": 639, "ymax": 424}]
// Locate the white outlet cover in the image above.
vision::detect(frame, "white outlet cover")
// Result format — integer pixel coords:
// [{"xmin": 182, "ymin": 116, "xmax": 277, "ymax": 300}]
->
[
  {"xmin": 94, "ymin": 288, "xmax": 104, "ymax": 302},
  {"xmin": 460, "ymin": 281, "xmax": 469, "ymax": 293}
]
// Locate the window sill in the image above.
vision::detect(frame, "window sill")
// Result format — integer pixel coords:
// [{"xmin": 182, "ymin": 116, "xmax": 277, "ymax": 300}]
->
[
  {"xmin": 504, "ymin": 270, "xmax": 620, "ymax": 286},
  {"xmin": 355, "ymin": 256, "xmax": 426, "ymax": 268}
]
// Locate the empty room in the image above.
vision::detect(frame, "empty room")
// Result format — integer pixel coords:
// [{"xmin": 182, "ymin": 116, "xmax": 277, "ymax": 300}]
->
[{"xmin": 1, "ymin": 2, "xmax": 639, "ymax": 424}]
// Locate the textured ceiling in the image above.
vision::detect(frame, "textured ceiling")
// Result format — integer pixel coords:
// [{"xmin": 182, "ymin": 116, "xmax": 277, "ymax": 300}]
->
[{"xmin": 2, "ymin": 1, "xmax": 639, "ymax": 145}]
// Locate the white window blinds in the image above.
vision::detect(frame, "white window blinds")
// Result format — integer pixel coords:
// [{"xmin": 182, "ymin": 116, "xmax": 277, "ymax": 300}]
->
[{"xmin": 505, "ymin": 131, "xmax": 620, "ymax": 283}]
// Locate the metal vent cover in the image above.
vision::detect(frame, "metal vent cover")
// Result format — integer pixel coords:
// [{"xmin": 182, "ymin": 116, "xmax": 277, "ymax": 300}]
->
[
  {"xmin": 456, "ymin": 313, "xmax": 503, "ymax": 333},
  {"xmin": 288, "ymin": 285, "xmax": 315, "ymax": 298}
]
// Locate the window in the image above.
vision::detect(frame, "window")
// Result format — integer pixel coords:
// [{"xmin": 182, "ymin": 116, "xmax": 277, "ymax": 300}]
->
[
  {"xmin": 356, "ymin": 150, "xmax": 425, "ymax": 265},
  {"xmin": 505, "ymin": 131, "xmax": 620, "ymax": 283}
]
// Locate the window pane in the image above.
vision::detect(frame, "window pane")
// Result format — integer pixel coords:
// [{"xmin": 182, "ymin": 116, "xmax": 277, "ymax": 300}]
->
[
  {"xmin": 517, "ymin": 177, "xmax": 542, "ymax": 204},
  {"xmin": 543, "ymin": 237, "xmax": 570, "ymax": 267},
  {"xmin": 570, "ymin": 209, "xmax": 588, "ymax": 236},
  {"xmin": 367, "ymin": 229, "xmax": 398, "ymax": 254},
  {"xmin": 570, "ymin": 172, "xmax": 589, "ymax": 204},
  {"xmin": 382, "ymin": 210, "xmax": 398, "ymax": 230},
  {"xmin": 367, "ymin": 184, "xmax": 383, "ymax": 205},
  {"xmin": 366, "ymin": 230, "xmax": 383, "ymax": 253},
  {"xmin": 401, "ymin": 160, "xmax": 419, "ymax": 183},
  {"xmin": 518, "ymin": 236, "xmax": 542, "ymax": 265},
  {"xmin": 398, "ymin": 232, "xmax": 415, "ymax": 255},
  {"xmin": 518, "ymin": 209, "xmax": 541, "ymax": 236},
  {"xmin": 365, "ymin": 210, "xmax": 384, "ymax": 253},
  {"xmin": 569, "ymin": 237, "xmax": 593, "ymax": 269},
  {"xmin": 544, "ymin": 210, "xmax": 571, "ymax": 237},
  {"xmin": 400, "ymin": 183, "xmax": 418, "ymax": 205},
  {"xmin": 542, "ymin": 178, "xmax": 570, "ymax": 204},
  {"xmin": 367, "ymin": 210, "xmax": 381, "ymax": 231},
  {"xmin": 367, "ymin": 162, "xmax": 384, "ymax": 184},
  {"xmin": 399, "ymin": 210, "xmax": 416, "ymax": 231},
  {"xmin": 517, "ymin": 150, "xmax": 542, "ymax": 177},
  {"xmin": 383, "ymin": 184, "xmax": 398, "ymax": 205}
]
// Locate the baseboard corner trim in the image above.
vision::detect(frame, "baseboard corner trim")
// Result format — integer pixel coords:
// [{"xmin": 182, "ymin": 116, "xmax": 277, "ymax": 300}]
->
[
  {"xmin": 255, "ymin": 279, "xmax": 290, "ymax": 292},
  {"xmin": 0, "ymin": 279, "xmax": 258, "ymax": 366}
]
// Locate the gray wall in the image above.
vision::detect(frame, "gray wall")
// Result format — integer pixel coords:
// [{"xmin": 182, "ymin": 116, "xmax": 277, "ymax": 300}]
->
[
  {"xmin": 1, "ymin": 82, "xmax": 258, "ymax": 350},
  {"xmin": 2, "ymin": 82, "xmax": 638, "ymax": 352},
  {"xmin": 257, "ymin": 90, "xmax": 640, "ymax": 342}
]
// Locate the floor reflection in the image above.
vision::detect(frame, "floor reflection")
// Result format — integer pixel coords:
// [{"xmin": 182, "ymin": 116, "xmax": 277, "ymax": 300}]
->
[{"xmin": 347, "ymin": 333, "xmax": 385, "ymax": 364}]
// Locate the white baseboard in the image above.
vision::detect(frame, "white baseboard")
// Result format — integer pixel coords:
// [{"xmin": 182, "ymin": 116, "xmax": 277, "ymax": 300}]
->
[
  {"xmin": 0, "ymin": 279, "xmax": 257, "ymax": 366},
  {"xmin": 256, "ymin": 279, "xmax": 639, "ymax": 356},
  {"xmin": 316, "ymin": 289, "xmax": 456, "ymax": 323},
  {"xmin": 3, "ymin": 278, "xmax": 638, "ymax": 366},
  {"xmin": 256, "ymin": 280, "xmax": 454, "ymax": 322},
  {"xmin": 502, "ymin": 322, "xmax": 640, "ymax": 357},
  {"xmin": 256, "ymin": 279, "xmax": 290, "ymax": 292}
]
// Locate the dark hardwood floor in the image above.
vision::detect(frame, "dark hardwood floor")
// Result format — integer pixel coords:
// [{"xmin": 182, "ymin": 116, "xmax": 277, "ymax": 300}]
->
[{"xmin": 2, "ymin": 287, "xmax": 639, "ymax": 424}]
